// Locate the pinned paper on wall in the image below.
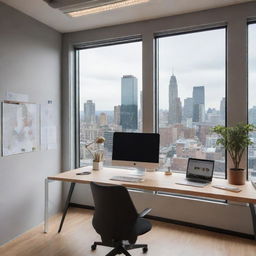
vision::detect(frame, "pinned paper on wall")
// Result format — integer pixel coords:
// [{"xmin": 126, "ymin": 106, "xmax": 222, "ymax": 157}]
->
[
  {"xmin": 41, "ymin": 101, "xmax": 57, "ymax": 150},
  {"xmin": 6, "ymin": 91, "xmax": 29, "ymax": 102},
  {"xmin": 2, "ymin": 102, "xmax": 39, "ymax": 156}
]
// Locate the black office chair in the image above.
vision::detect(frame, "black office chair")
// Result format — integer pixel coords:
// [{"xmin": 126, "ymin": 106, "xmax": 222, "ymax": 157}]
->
[{"xmin": 90, "ymin": 182, "xmax": 152, "ymax": 256}]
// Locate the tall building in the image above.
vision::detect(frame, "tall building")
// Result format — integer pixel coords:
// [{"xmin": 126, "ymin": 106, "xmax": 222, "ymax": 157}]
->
[
  {"xmin": 184, "ymin": 97, "xmax": 193, "ymax": 119},
  {"xmin": 114, "ymin": 105, "xmax": 121, "ymax": 125},
  {"xmin": 249, "ymin": 106, "xmax": 256, "ymax": 125},
  {"xmin": 99, "ymin": 112, "xmax": 108, "ymax": 126},
  {"xmin": 103, "ymin": 130, "xmax": 115, "ymax": 152},
  {"xmin": 120, "ymin": 75, "xmax": 138, "ymax": 131},
  {"xmin": 220, "ymin": 97, "xmax": 225, "ymax": 122},
  {"xmin": 139, "ymin": 90, "xmax": 143, "ymax": 130},
  {"xmin": 84, "ymin": 100, "xmax": 95, "ymax": 124},
  {"xmin": 192, "ymin": 86, "xmax": 205, "ymax": 122},
  {"xmin": 168, "ymin": 73, "xmax": 182, "ymax": 124},
  {"xmin": 176, "ymin": 97, "xmax": 182, "ymax": 123}
]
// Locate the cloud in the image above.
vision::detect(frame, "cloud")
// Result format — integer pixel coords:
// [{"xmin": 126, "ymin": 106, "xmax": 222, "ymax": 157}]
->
[
  {"xmin": 78, "ymin": 26, "xmax": 255, "ymax": 113},
  {"xmin": 158, "ymin": 28, "xmax": 226, "ymax": 110},
  {"xmin": 79, "ymin": 42, "xmax": 142, "ymax": 110}
]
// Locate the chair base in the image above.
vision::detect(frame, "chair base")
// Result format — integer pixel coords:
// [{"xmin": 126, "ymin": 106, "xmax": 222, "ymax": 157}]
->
[{"xmin": 91, "ymin": 241, "xmax": 148, "ymax": 256}]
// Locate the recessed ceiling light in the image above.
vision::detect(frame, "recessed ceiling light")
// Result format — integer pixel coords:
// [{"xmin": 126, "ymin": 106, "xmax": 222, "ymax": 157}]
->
[
  {"xmin": 43, "ymin": 0, "xmax": 150, "ymax": 17},
  {"xmin": 68, "ymin": 0, "xmax": 149, "ymax": 17}
]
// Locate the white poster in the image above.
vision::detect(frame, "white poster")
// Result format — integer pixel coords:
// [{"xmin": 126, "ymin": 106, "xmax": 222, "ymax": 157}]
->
[
  {"xmin": 2, "ymin": 102, "xmax": 39, "ymax": 156},
  {"xmin": 40, "ymin": 102, "xmax": 57, "ymax": 150},
  {"xmin": 5, "ymin": 91, "xmax": 29, "ymax": 102}
]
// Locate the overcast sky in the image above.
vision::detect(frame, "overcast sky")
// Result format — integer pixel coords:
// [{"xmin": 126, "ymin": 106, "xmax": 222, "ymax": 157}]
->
[
  {"xmin": 249, "ymin": 23, "xmax": 256, "ymax": 109},
  {"xmin": 79, "ymin": 24, "xmax": 256, "ymax": 111},
  {"xmin": 79, "ymin": 41, "xmax": 142, "ymax": 111}
]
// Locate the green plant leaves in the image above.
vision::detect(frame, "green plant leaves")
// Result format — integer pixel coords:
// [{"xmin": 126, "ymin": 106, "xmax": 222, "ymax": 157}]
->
[{"xmin": 212, "ymin": 123, "xmax": 256, "ymax": 169}]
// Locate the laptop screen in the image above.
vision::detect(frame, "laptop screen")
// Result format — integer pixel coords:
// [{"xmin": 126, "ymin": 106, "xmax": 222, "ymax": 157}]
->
[{"xmin": 186, "ymin": 158, "xmax": 214, "ymax": 182}]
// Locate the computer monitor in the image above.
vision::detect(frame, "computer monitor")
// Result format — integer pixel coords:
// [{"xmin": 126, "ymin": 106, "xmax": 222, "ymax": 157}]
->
[{"xmin": 112, "ymin": 132, "xmax": 160, "ymax": 169}]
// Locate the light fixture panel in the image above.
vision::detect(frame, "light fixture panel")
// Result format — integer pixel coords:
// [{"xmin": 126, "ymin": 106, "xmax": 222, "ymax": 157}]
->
[{"xmin": 43, "ymin": 0, "xmax": 149, "ymax": 17}]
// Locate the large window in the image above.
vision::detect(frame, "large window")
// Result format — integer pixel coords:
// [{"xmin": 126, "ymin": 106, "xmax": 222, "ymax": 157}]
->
[
  {"xmin": 78, "ymin": 41, "xmax": 142, "ymax": 167},
  {"xmin": 248, "ymin": 23, "xmax": 256, "ymax": 179},
  {"xmin": 157, "ymin": 28, "xmax": 226, "ymax": 177}
]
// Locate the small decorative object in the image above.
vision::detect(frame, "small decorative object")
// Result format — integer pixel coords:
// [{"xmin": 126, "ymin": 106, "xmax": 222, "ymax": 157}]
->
[
  {"xmin": 213, "ymin": 123, "xmax": 256, "ymax": 185},
  {"xmin": 93, "ymin": 160, "xmax": 103, "ymax": 171},
  {"xmin": 85, "ymin": 136, "xmax": 105, "ymax": 171},
  {"xmin": 165, "ymin": 167, "xmax": 172, "ymax": 176}
]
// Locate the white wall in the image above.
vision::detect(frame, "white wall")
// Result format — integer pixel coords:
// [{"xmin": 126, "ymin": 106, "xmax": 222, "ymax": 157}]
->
[
  {"xmin": 0, "ymin": 3, "xmax": 62, "ymax": 245},
  {"xmin": 62, "ymin": 2, "xmax": 256, "ymax": 235}
]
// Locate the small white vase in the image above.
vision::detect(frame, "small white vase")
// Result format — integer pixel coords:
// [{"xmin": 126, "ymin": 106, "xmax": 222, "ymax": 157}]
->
[{"xmin": 93, "ymin": 161, "xmax": 103, "ymax": 171}]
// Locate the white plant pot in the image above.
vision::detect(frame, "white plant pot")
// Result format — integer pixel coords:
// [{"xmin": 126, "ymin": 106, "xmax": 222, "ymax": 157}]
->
[{"xmin": 93, "ymin": 161, "xmax": 103, "ymax": 171}]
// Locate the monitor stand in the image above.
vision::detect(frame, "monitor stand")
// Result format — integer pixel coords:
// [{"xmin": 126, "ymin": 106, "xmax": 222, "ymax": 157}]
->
[
  {"xmin": 130, "ymin": 167, "xmax": 156, "ymax": 173},
  {"xmin": 145, "ymin": 168, "xmax": 156, "ymax": 172}
]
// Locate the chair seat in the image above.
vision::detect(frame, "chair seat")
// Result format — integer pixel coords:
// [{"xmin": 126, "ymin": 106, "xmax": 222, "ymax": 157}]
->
[{"xmin": 134, "ymin": 217, "xmax": 152, "ymax": 236}]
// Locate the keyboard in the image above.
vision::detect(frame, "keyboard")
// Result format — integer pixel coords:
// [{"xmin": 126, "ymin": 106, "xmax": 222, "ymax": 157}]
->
[
  {"xmin": 175, "ymin": 180, "xmax": 208, "ymax": 188},
  {"xmin": 212, "ymin": 185, "xmax": 241, "ymax": 192},
  {"xmin": 110, "ymin": 176, "xmax": 144, "ymax": 183}
]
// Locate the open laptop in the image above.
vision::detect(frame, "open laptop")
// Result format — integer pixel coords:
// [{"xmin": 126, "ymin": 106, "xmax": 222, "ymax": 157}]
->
[{"xmin": 176, "ymin": 158, "xmax": 214, "ymax": 188}]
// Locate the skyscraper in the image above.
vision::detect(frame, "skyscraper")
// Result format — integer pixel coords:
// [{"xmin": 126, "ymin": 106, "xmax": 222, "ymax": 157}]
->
[
  {"xmin": 184, "ymin": 97, "xmax": 193, "ymax": 119},
  {"xmin": 176, "ymin": 97, "xmax": 182, "ymax": 123},
  {"xmin": 99, "ymin": 112, "xmax": 108, "ymax": 126},
  {"xmin": 168, "ymin": 73, "xmax": 182, "ymax": 124},
  {"xmin": 220, "ymin": 97, "xmax": 225, "ymax": 122},
  {"xmin": 114, "ymin": 105, "xmax": 121, "ymax": 125},
  {"xmin": 192, "ymin": 86, "xmax": 205, "ymax": 122},
  {"xmin": 249, "ymin": 106, "xmax": 256, "ymax": 125},
  {"xmin": 120, "ymin": 75, "xmax": 138, "ymax": 131},
  {"xmin": 84, "ymin": 100, "xmax": 95, "ymax": 124}
]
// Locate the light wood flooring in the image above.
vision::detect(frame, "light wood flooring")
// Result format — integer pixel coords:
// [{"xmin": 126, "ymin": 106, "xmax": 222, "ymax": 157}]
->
[{"xmin": 1, "ymin": 208, "xmax": 256, "ymax": 256}]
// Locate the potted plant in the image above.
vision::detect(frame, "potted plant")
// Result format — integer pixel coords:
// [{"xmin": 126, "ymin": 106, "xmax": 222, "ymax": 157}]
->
[
  {"xmin": 85, "ymin": 136, "xmax": 105, "ymax": 170},
  {"xmin": 213, "ymin": 123, "xmax": 255, "ymax": 185}
]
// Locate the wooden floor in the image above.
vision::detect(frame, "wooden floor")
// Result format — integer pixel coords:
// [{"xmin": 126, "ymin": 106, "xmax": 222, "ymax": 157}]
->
[{"xmin": 1, "ymin": 208, "xmax": 256, "ymax": 256}]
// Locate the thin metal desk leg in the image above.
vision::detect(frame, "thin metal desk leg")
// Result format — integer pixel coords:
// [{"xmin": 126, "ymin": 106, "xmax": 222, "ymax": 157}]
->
[
  {"xmin": 44, "ymin": 178, "xmax": 49, "ymax": 233},
  {"xmin": 249, "ymin": 203, "xmax": 256, "ymax": 240},
  {"xmin": 58, "ymin": 182, "xmax": 76, "ymax": 233}
]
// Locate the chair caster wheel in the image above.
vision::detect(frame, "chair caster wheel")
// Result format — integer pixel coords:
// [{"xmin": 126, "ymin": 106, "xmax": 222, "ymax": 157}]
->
[
  {"xmin": 91, "ymin": 244, "xmax": 97, "ymax": 251},
  {"xmin": 143, "ymin": 246, "xmax": 148, "ymax": 253}
]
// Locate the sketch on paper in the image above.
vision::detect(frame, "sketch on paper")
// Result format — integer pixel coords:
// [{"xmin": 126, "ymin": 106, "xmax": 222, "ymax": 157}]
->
[{"xmin": 2, "ymin": 102, "xmax": 39, "ymax": 156}]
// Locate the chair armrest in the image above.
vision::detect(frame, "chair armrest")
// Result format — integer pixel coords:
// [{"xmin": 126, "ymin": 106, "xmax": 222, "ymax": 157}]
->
[{"xmin": 139, "ymin": 208, "xmax": 152, "ymax": 218}]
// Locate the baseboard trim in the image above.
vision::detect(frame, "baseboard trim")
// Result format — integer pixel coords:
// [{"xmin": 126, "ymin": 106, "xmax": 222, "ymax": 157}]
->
[
  {"xmin": 69, "ymin": 203, "xmax": 254, "ymax": 240},
  {"xmin": 145, "ymin": 215, "xmax": 254, "ymax": 240}
]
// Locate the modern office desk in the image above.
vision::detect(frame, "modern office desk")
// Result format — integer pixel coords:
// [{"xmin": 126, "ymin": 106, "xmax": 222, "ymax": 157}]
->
[{"xmin": 45, "ymin": 166, "xmax": 256, "ymax": 239}]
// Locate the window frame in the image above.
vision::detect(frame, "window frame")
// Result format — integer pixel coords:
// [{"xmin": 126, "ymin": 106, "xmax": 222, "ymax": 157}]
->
[
  {"xmin": 74, "ymin": 37, "xmax": 143, "ymax": 168},
  {"xmin": 154, "ymin": 26, "xmax": 228, "ymax": 178},
  {"xmin": 247, "ymin": 21, "xmax": 256, "ymax": 180}
]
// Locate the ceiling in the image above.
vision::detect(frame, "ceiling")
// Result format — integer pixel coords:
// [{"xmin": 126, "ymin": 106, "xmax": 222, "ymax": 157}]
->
[{"xmin": 0, "ymin": 0, "xmax": 254, "ymax": 33}]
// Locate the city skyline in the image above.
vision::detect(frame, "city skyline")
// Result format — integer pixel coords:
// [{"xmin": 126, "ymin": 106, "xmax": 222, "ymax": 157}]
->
[
  {"xmin": 79, "ymin": 26, "xmax": 256, "ymax": 111},
  {"xmin": 80, "ymin": 72, "xmax": 225, "ymax": 176},
  {"xmin": 79, "ymin": 29, "xmax": 225, "ymax": 111},
  {"xmin": 81, "ymin": 73, "xmax": 227, "ymax": 116}
]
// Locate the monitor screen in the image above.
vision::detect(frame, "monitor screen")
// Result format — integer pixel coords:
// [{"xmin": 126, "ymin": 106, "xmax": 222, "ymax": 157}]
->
[{"xmin": 112, "ymin": 132, "xmax": 160, "ymax": 168}]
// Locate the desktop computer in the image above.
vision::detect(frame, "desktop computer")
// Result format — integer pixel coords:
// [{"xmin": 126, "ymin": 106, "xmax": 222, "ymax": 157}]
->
[{"xmin": 110, "ymin": 132, "xmax": 160, "ymax": 182}]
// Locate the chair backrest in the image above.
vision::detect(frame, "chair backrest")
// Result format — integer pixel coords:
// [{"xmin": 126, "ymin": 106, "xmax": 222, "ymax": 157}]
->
[{"xmin": 90, "ymin": 182, "xmax": 138, "ymax": 243}]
